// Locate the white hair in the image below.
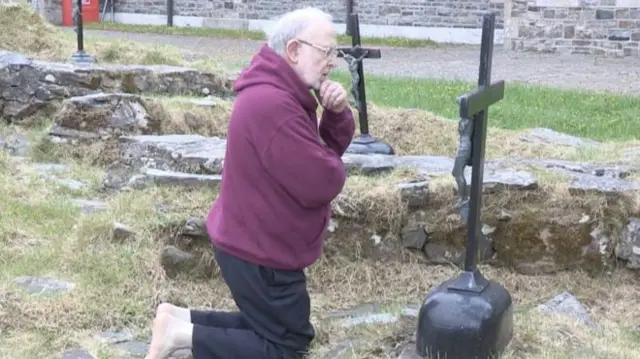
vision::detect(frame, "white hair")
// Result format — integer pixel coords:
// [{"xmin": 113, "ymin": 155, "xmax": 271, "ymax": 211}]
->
[{"xmin": 266, "ymin": 7, "xmax": 333, "ymax": 56}]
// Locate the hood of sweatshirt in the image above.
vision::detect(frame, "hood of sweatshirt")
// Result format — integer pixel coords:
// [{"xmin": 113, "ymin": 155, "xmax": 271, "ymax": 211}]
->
[{"xmin": 233, "ymin": 44, "xmax": 319, "ymax": 114}]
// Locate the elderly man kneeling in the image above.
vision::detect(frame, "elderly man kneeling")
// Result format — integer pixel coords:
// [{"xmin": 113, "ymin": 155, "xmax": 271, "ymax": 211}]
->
[{"xmin": 144, "ymin": 6, "xmax": 355, "ymax": 359}]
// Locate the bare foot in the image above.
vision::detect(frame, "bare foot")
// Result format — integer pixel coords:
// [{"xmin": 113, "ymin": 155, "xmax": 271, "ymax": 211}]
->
[
  {"xmin": 146, "ymin": 312, "xmax": 194, "ymax": 359},
  {"xmin": 146, "ymin": 312, "xmax": 177, "ymax": 359},
  {"xmin": 156, "ymin": 302, "xmax": 191, "ymax": 323}
]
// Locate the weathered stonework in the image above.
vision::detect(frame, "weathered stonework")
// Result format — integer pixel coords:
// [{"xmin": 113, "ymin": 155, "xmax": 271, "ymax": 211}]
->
[
  {"xmin": 67, "ymin": 0, "xmax": 504, "ymax": 30},
  {"xmin": 505, "ymin": 0, "xmax": 640, "ymax": 55},
  {"xmin": 113, "ymin": 0, "xmax": 505, "ymax": 30}
]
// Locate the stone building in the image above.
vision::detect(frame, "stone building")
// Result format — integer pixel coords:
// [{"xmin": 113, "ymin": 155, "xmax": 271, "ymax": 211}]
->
[{"xmin": 8, "ymin": 0, "xmax": 640, "ymax": 55}]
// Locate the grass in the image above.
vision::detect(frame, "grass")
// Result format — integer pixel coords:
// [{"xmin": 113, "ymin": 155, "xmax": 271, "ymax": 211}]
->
[
  {"xmin": 83, "ymin": 22, "xmax": 440, "ymax": 48},
  {"xmin": 329, "ymin": 71, "xmax": 640, "ymax": 143},
  {"xmin": 1, "ymin": 138, "xmax": 640, "ymax": 358},
  {"xmin": 2, "ymin": 4, "xmax": 640, "ymax": 359}
]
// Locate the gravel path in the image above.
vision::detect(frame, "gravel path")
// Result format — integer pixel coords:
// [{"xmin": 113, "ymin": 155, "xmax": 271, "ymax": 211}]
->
[{"xmin": 84, "ymin": 29, "xmax": 640, "ymax": 96}]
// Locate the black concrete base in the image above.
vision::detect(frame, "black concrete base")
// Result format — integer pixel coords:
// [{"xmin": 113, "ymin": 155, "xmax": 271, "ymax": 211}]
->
[
  {"xmin": 415, "ymin": 269, "xmax": 514, "ymax": 359},
  {"xmin": 70, "ymin": 50, "xmax": 95, "ymax": 66},
  {"xmin": 345, "ymin": 134, "xmax": 394, "ymax": 155}
]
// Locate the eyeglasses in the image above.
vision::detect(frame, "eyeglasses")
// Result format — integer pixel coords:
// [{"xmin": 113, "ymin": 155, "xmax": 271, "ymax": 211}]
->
[{"xmin": 296, "ymin": 38, "xmax": 338, "ymax": 58}]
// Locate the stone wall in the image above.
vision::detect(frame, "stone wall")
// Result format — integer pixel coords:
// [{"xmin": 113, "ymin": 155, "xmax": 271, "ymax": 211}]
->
[
  {"xmin": 109, "ymin": 0, "xmax": 505, "ymax": 30},
  {"xmin": 505, "ymin": 0, "xmax": 640, "ymax": 56}
]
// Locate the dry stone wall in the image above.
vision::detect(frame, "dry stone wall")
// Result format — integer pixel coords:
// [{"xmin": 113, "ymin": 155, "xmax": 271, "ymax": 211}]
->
[{"xmin": 504, "ymin": 0, "xmax": 640, "ymax": 56}]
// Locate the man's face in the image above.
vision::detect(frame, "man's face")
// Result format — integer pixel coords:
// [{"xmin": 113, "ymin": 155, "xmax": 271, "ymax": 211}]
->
[{"xmin": 286, "ymin": 21, "xmax": 338, "ymax": 90}]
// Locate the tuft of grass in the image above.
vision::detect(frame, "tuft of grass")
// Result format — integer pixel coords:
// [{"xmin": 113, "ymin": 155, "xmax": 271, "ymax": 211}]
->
[
  {"xmin": 0, "ymin": 4, "xmax": 187, "ymax": 66},
  {"xmin": 83, "ymin": 22, "xmax": 440, "ymax": 48}
]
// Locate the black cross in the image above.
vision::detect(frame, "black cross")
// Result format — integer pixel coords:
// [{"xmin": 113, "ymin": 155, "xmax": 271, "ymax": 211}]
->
[
  {"xmin": 337, "ymin": 13, "xmax": 393, "ymax": 155},
  {"xmin": 452, "ymin": 12, "xmax": 505, "ymax": 285}
]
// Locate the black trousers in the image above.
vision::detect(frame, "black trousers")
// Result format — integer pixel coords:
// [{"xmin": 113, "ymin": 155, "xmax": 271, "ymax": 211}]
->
[{"xmin": 190, "ymin": 247, "xmax": 315, "ymax": 359}]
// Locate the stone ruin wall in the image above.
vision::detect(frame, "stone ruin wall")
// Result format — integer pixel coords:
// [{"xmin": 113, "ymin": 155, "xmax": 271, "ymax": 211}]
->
[
  {"xmin": 504, "ymin": 0, "xmax": 640, "ymax": 56},
  {"xmin": 110, "ymin": 0, "xmax": 505, "ymax": 30}
]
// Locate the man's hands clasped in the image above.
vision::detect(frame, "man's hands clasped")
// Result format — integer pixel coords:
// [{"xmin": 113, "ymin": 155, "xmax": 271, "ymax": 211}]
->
[{"xmin": 316, "ymin": 80, "xmax": 348, "ymax": 113}]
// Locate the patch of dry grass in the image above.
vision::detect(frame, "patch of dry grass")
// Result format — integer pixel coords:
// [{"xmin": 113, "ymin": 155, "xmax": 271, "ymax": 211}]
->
[{"xmin": 0, "ymin": 4, "xmax": 230, "ymax": 74}]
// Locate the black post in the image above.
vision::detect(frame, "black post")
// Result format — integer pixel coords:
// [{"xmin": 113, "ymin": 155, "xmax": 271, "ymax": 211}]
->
[
  {"xmin": 336, "ymin": 14, "xmax": 394, "ymax": 155},
  {"xmin": 167, "ymin": 0, "xmax": 174, "ymax": 26},
  {"xmin": 345, "ymin": 0, "xmax": 354, "ymax": 36},
  {"xmin": 415, "ymin": 12, "xmax": 513, "ymax": 359},
  {"xmin": 70, "ymin": 0, "xmax": 95, "ymax": 65},
  {"xmin": 350, "ymin": 15, "xmax": 369, "ymax": 136}
]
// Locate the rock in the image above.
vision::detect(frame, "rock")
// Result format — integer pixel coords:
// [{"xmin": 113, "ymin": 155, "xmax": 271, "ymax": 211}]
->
[
  {"xmin": 95, "ymin": 330, "xmax": 135, "ymax": 344},
  {"xmin": 480, "ymin": 168, "xmax": 538, "ymax": 192},
  {"xmin": 401, "ymin": 211, "xmax": 428, "ymax": 250},
  {"xmin": 569, "ymin": 173, "xmax": 640, "ymax": 195},
  {"xmin": 0, "ymin": 50, "xmax": 233, "ymax": 121},
  {"xmin": 112, "ymin": 222, "xmax": 135, "ymax": 241},
  {"xmin": 402, "ymin": 305, "xmax": 419, "ymax": 317},
  {"xmin": 160, "ymin": 245, "xmax": 199, "ymax": 278},
  {"xmin": 397, "ymin": 180, "xmax": 429, "ymax": 208},
  {"xmin": 128, "ymin": 168, "xmax": 222, "ymax": 190},
  {"xmin": 325, "ymin": 303, "xmax": 383, "ymax": 319},
  {"xmin": 32, "ymin": 163, "xmax": 72, "ymax": 174},
  {"xmin": 0, "ymin": 132, "xmax": 30, "ymax": 156},
  {"xmin": 93, "ymin": 330, "xmax": 190, "ymax": 358},
  {"xmin": 537, "ymin": 291, "xmax": 599, "ymax": 331},
  {"xmin": 520, "ymin": 127, "xmax": 601, "ymax": 148},
  {"xmin": 48, "ymin": 125, "xmax": 102, "ymax": 140},
  {"xmin": 52, "ymin": 93, "xmax": 161, "ymax": 137},
  {"xmin": 13, "ymin": 276, "xmax": 75, "ymax": 295},
  {"xmin": 341, "ymin": 313, "xmax": 399, "ymax": 327},
  {"xmin": 323, "ymin": 303, "xmax": 402, "ymax": 328},
  {"xmin": 71, "ymin": 199, "xmax": 109, "ymax": 214},
  {"xmin": 615, "ymin": 217, "xmax": 640, "ymax": 268},
  {"xmin": 41, "ymin": 174, "xmax": 87, "ymax": 191},
  {"xmin": 60, "ymin": 349, "xmax": 95, "ymax": 359},
  {"xmin": 181, "ymin": 217, "xmax": 208, "ymax": 237},
  {"xmin": 117, "ymin": 134, "xmax": 227, "ymax": 174}
]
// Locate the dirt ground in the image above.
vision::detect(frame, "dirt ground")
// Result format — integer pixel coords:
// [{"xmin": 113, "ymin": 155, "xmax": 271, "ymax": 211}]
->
[{"xmin": 74, "ymin": 28, "xmax": 640, "ymax": 96}]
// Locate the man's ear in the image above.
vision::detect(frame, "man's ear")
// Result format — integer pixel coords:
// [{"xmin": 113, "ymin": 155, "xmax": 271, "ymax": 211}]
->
[{"xmin": 285, "ymin": 39, "xmax": 299, "ymax": 63}]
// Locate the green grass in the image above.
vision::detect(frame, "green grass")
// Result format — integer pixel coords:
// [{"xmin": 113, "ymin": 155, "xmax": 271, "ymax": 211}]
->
[
  {"xmin": 329, "ymin": 71, "xmax": 640, "ymax": 142},
  {"xmin": 82, "ymin": 22, "xmax": 440, "ymax": 48}
]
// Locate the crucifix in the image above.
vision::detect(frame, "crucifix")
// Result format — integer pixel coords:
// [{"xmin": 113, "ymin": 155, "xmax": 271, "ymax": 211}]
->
[
  {"xmin": 337, "ymin": 13, "xmax": 395, "ymax": 155},
  {"xmin": 415, "ymin": 12, "xmax": 513, "ymax": 359}
]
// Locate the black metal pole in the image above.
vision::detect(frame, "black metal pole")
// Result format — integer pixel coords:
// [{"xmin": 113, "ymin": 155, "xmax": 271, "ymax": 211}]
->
[
  {"xmin": 70, "ymin": 0, "xmax": 95, "ymax": 65},
  {"xmin": 167, "ymin": 0, "xmax": 174, "ymax": 26},
  {"xmin": 76, "ymin": 0, "xmax": 84, "ymax": 51},
  {"xmin": 345, "ymin": 0, "xmax": 354, "ymax": 36},
  {"xmin": 350, "ymin": 14, "xmax": 369, "ymax": 136},
  {"xmin": 463, "ymin": 13, "xmax": 495, "ymax": 272}
]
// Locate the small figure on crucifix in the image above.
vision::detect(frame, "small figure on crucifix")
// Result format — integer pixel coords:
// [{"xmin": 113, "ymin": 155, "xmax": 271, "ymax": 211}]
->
[{"xmin": 339, "ymin": 47, "xmax": 369, "ymax": 109}]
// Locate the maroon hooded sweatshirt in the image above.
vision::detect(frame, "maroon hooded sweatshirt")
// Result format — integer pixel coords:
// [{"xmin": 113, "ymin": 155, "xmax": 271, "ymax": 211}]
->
[{"xmin": 206, "ymin": 44, "xmax": 355, "ymax": 270}]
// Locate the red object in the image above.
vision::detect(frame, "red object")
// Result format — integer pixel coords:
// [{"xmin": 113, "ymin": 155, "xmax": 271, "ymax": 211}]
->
[{"xmin": 62, "ymin": 0, "xmax": 101, "ymax": 27}]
